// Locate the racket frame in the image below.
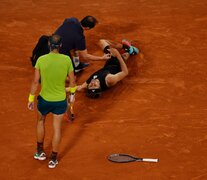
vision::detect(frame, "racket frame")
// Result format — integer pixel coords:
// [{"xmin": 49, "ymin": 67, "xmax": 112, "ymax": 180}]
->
[{"xmin": 108, "ymin": 154, "xmax": 159, "ymax": 163}]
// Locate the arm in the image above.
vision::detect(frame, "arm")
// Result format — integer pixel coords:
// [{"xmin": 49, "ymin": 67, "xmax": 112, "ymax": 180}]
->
[
  {"xmin": 65, "ymin": 71, "xmax": 76, "ymax": 93},
  {"xmin": 68, "ymin": 71, "xmax": 76, "ymax": 89},
  {"xmin": 78, "ymin": 49, "xmax": 111, "ymax": 61},
  {"xmin": 106, "ymin": 48, "xmax": 128, "ymax": 87},
  {"xmin": 66, "ymin": 82, "xmax": 88, "ymax": 92},
  {"xmin": 28, "ymin": 68, "xmax": 40, "ymax": 110},
  {"xmin": 77, "ymin": 82, "xmax": 88, "ymax": 91}
]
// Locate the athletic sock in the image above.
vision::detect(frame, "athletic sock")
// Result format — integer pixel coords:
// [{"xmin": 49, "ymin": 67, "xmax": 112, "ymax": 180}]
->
[
  {"xmin": 122, "ymin": 44, "xmax": 130, "ymax": 51},
  {"xmin": 37, "ymin": 142, "xmax": 44, "ymax": 153},
  {"xmin": 50, "ymin": 151, "xmax": 58, "ymax": 161},
  {"xmin": 73, "ymin": 56, "xmax": 80, "ymax": 67}
]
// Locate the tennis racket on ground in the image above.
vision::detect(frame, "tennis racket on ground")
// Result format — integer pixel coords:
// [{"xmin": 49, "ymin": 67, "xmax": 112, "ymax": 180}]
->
[{"xmin": 108, "ymin": 154, "xmax": 158, "ymax": 163}]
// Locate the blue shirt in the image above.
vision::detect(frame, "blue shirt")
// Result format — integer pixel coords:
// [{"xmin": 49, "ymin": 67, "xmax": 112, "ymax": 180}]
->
[{"xmin": 55, "ymin": 17, "xmax": 86, "ymax": 57}]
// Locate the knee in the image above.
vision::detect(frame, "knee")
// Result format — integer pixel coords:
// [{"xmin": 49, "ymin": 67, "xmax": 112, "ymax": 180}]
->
[{"xmin": 99, "ymin": 39, "xmax": 109, "ymax": 49}]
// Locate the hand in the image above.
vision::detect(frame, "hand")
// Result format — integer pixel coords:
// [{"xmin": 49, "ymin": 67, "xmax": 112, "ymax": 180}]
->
[
  {"xmin": 103, "ymin": 53, "xmax": 111, "ymax": 60},
  {"xmin": 28, "ymin": 102, "xmax": 34, "ymax": 110},
  {"xmin": 108, "ymin": 48, "xmax": 119, "ymax": 57}
]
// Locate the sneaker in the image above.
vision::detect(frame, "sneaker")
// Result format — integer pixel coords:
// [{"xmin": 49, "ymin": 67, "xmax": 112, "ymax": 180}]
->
[
  {"xmin": 122, "ymin": 39, "xmax": 131, "ymax": 48},
  {"xmin": 130, "ymin": 46, "xmax": 139, "ymax": 55},
  {"xmin": 34, "ymin": 152, "xmax": 46, "ymax": 161},
  {"xmin": 74, "ymin": 62, "xmax": 89, "ymax": 73},
  {"xmin": 48, "ymin": 159, "xmax": 59, "ymax": 168},
  {"xmin": 122, "ymin": 39, "xmax": 139, "ymax": 55}
]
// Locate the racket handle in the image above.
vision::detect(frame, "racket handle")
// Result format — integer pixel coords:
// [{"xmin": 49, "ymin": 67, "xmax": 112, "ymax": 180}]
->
[
  {"xmin": 142, "ymin": 158, "xmax": 159, "ymax": 163},
  {"xmin": 70, "ymin": 93, "xmax": 75, "ymax": 103}
]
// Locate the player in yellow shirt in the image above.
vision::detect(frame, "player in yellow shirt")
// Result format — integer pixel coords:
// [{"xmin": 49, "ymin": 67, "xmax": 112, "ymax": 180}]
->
[{"xmin": 28, "ymin": 34, "xmax": 76, "ymax": 168}]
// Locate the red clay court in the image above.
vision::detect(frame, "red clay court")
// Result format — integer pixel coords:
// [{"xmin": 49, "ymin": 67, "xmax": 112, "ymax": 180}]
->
[{"xmin": 0, "ymin": 0, "xmax": 207, "ymax": 179}]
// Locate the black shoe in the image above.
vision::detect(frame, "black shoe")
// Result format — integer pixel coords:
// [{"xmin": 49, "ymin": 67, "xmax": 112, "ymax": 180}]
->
[{"xmin": 74, "ymin": 62, "xmax": 89, "ymax": 73}]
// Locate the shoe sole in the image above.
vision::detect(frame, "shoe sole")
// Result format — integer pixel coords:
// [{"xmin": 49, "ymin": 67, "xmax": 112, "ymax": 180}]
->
[
  {"xmin": 34, "ymin": 156, "xmax": 46, "ymax": 161},
  {"xmin": 48, "ymin": 161, "xmax": 59, "ymax": 168},
  {"xmin": 132, "ymin": 46, "xmax": 139, "ymax": 55}
]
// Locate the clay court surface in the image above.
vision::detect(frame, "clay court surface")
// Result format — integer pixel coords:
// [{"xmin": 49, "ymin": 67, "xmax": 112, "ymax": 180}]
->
[{"xmin": 0, "ymin": 0, "xmax": 207, "ymax": 179}]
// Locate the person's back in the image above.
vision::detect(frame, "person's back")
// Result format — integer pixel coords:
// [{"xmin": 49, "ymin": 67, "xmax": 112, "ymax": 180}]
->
[
  {"xmin": 55, "ymin": 17, "xmax": 85, "ymax": 56},
  {"xmin": 36, "ymin": 53, "xmax": 73, "ymax": 101},
  {"xmin": 54, "ymin": 16, "xmax": 111, "ymax": 73}
]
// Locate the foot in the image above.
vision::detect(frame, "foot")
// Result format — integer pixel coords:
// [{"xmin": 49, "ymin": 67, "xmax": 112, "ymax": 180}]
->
[
  {"xmin": 122, "ymin": 39, "xmax": 131, "ymax": 48},
  {"xmin": 129, "ymin": 46, "xmax": 139, "ymax": 55},
  {"xmin": 48, "ymin": 159, "xmax": 59, "ymax": 168},
  {"xmin": 122, "ymin": 39, "xmax": 139, "ymax": 55},
  {"xmin": 34, "ymin": 152, "xmax": 46, "ymax": 161}
]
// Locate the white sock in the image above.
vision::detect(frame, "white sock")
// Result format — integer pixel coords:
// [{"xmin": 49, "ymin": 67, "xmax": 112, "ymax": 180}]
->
[{"xmin": 73, "ymin": 56, "xmax": 80, "ymax": 67}]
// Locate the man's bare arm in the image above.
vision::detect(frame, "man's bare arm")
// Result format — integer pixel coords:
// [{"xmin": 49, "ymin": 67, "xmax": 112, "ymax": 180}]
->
[
  {"xmin": 78, "ymin": 49, "xmax": 111, "ymax": 61},
  {"xmin": 28, "ymin": 68, "xmax": 40, "ymax": 110},
  {"xmin": 106, "ymin": 48, "xmax": 128, "ymax": 86}
]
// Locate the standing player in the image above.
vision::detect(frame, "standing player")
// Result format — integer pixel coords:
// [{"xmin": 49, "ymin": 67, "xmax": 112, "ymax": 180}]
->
[{"xmin": 28, "ymin": 34, "xmax": 76, "ymax": 168}]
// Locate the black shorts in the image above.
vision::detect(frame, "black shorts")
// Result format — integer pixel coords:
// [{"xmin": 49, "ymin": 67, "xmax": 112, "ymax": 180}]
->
[
  {"xmin": 37, "ymin": 96, "xmax": 67, "ymax": 115},
  {"xmin": 103, "ymin": 46, "xmax": 120, "ymax": 67}
]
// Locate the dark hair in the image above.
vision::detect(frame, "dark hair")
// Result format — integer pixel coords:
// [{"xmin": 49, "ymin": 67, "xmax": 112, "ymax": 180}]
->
[
  {"xmin": 49, "ymin": 34, "xmax": 62, "ymax": 50},
  {"xmin": 103, "ymin": 45, "xmax": 110, "ymax": 54},
  {"xmin": 86, "ymin": 88, "xmax": 102, "ymax": 98},
  {"xmin": 80, "ymin": 16, "xmax": 98, "ymax": 29}
]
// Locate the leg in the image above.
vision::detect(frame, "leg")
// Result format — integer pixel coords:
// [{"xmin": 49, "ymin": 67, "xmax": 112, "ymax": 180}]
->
[
  {"xmin": 72, "ymin": 50, "xmax": 80, "ymax": 68},
  {"xmin": 70, "ymin": 50, "xmax": 89, "ymax": 73},
  {"xmin": 36, "ymin": 111, "xmax": 46, "ymax": 143},
  {"xmin": 99, "ymin": 39, "xmax": 123, "ymax": 50},
  {"xmin": 52, "ymin": 113, "xmax": 64, "ymax": 152},
  {"xmin": 99, "ymin": 39, "xmax": 130, "ymax": 61},
  {"xmin": 34, "ymin": 111, "xmax": 47, "ymax": 161},
  {"xmin": 100, "ymin": 39, "xmax": 139, "ymax": 55},
  {"xmin": 48, "ymin": 113, "xmax": 64, "ymax": 168}
]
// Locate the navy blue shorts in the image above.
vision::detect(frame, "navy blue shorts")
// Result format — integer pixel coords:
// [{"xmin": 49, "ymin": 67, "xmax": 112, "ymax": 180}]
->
[{"xmin": 37, "ymin": 96, "xmax": 67, "ymax": 115}]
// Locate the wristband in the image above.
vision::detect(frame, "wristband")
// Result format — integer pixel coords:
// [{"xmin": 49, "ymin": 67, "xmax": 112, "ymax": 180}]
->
[
  {"xmin": 69, "ymin": 86, "xmax": 77, "ymax": 94},
  {"xmin": 28, "ymin": 94, "xmax": 35, "ymax": 103}
]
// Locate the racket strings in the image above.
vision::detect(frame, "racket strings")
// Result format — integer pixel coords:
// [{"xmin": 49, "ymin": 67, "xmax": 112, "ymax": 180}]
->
[{"xmin": 108, "ymin": 154, "xmax": 136, "ymax": 162}]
